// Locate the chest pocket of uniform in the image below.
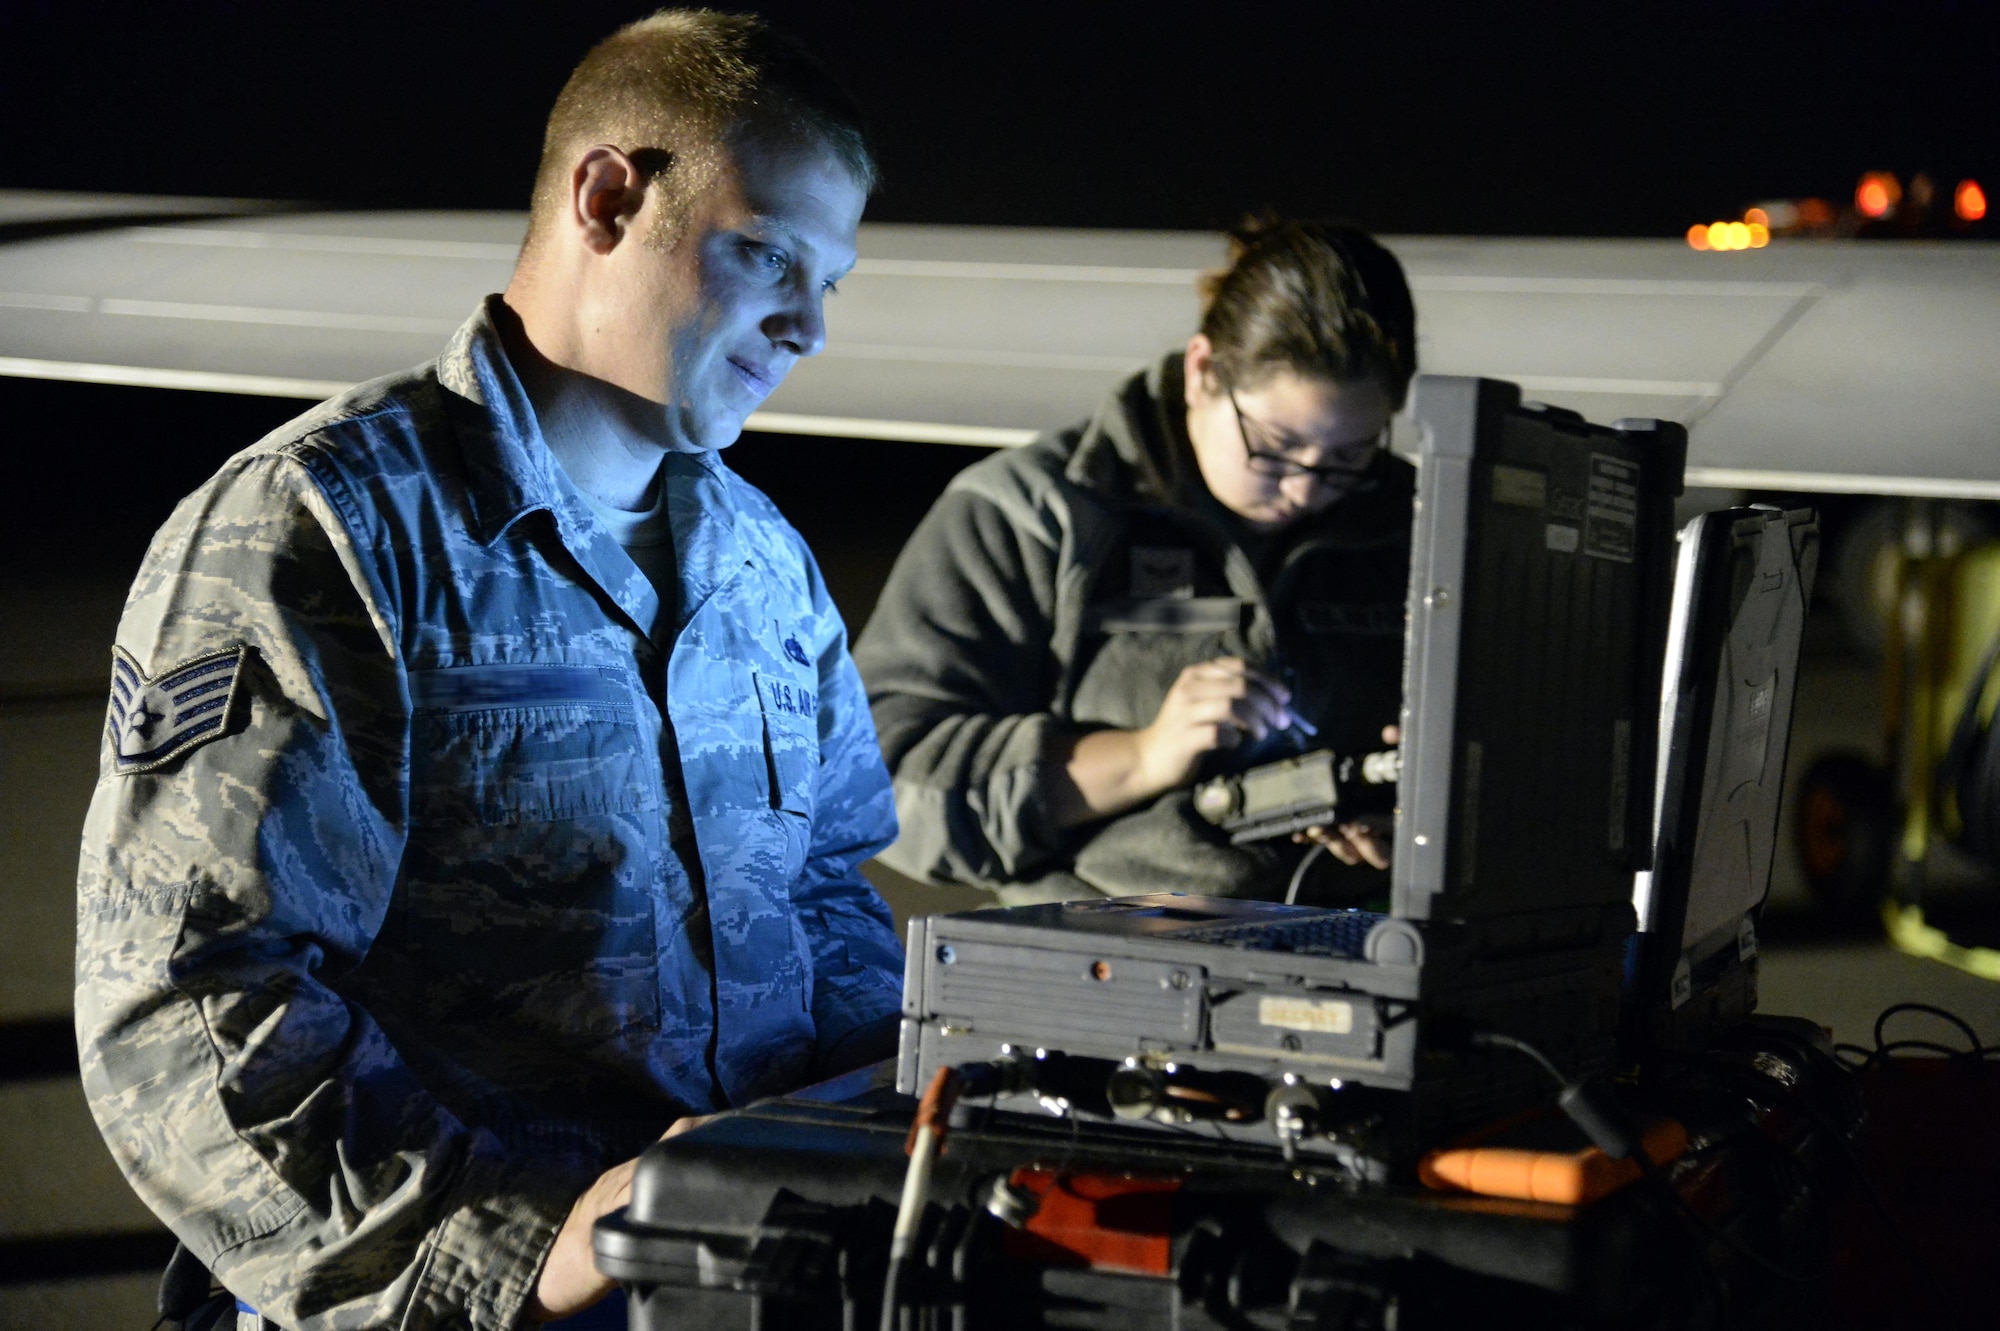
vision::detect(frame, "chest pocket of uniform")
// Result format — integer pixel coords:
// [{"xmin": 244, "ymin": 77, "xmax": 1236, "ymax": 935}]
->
[
  {"xmin": 408, "ymin": 664, "xmax": 656, "ymax": 826},
  {"xmin": 753, "ymin": 669, "xmax": 818, "ymax": 820},
  {"xmin": 401, "ymin": 663, "xmax": 662, "ymax": 1037}
]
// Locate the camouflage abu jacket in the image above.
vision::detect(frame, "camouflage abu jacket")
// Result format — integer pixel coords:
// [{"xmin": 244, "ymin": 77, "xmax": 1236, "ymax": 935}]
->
[{"xmin": 74, "ymin": 300, "xmax": 904, "ymax": 1331}]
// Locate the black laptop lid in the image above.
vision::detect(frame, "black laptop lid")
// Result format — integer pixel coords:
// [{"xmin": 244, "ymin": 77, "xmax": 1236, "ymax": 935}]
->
[
  {"xmin": 1393, "ymin": 377, "xmax": 1685, "ymax": 923},
  {"xmin": 1633, "ymin": 506, "xmax": 1819, "ymax": 1007}
]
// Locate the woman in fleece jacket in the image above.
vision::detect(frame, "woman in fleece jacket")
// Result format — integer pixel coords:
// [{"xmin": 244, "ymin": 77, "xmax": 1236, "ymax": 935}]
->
[{"xmin": 854, "ymin": 218, "xmax": 1417, "ymax": 905}]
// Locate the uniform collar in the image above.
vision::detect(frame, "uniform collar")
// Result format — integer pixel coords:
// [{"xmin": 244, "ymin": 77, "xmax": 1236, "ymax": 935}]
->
[
  {"xmin": 437, "ymin": 296, "xmax": 571, "ymax": 546},
  {"xmin": 437, "ymin": 296, "xmax": 667, "ymax": 639}
]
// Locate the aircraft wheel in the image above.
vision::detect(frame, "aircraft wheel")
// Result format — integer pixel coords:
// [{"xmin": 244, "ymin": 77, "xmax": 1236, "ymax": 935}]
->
[{"xmin": 1796, "ymin": 751, "xmax": 1894, "ymax": 917}]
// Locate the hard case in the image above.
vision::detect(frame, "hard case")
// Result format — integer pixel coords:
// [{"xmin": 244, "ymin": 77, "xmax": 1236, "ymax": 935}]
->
[{"xmin": 599, "ymin": 1026, "xmax": 1859, "ymax": 1331}]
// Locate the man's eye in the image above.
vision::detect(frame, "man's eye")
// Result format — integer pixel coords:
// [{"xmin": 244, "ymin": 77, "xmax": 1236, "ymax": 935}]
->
[{"xmin": 744, "ymin": 243, "xmax": 790, "ymax": 281}]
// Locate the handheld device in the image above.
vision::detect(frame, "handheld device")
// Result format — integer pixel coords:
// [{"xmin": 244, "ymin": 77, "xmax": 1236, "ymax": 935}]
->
[{"xmin": 1191, "ymin": 745, "xmax": 1401, "ymax": 844}]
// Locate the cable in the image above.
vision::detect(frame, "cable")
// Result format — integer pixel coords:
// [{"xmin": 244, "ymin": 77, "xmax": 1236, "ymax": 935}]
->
[
  {"xmin": 1284, "ymin": 841, "xmax": 1327, "ymax": 905},
  {"xmin": 1468, "ymin": 1031, "xmax": 1637, "ymax": 1160},
  {"xmin": 1467, "ymin": 1030, "xmax": 1566, "ymax": 1087},
  {"xmin": 1872, "ymin": 1001, "xmax": 1994, "ymax": 1062},
  {"xmin": 1629, "ymin": 1152, "xmax": 1827, "ymax": 1287},
  {"xmin": 881, "ymin": 1057, "xmax": 1042, "ymax": 1327},
  {"xmin": 1836, "ymin": 1000, "xmax": 1999, "ymax": 1071},
  {"xmin": 882, "ymin": 1066, "xmax": 962, "ymax": 1331},
  {"xmin": 1716, "ymin": 1066, "xmax": 1941, "ymax": 1292},
  {"xmin": 1653, "ymin": 1009, "xmax": 1950, "ymax": 1303},
  {"xmin": 1471, "ymin": 1028, "xmax": 1832, "ymax": 1286},
  {"xmin": 1817, "ymin": 1001, "xmax": 1998, "ymax": 1292}
]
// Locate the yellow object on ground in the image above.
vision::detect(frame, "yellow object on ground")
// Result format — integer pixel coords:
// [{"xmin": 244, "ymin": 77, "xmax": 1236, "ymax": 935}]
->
[{"xmin": 1883, "ymin": 901, "xmax": 2000, "ymax": 981}]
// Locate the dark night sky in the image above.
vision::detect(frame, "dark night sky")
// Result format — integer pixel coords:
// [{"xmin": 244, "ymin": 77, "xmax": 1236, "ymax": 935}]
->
[{"xmin": 0, "ymin": 0, "xmax": 1995, "ymax": 236}]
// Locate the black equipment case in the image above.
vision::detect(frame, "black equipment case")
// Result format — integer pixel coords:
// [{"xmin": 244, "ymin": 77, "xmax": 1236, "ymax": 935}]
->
[{"xmin": 596, "ymin": 1023, "xmax": 1860, "ymax": 1331}]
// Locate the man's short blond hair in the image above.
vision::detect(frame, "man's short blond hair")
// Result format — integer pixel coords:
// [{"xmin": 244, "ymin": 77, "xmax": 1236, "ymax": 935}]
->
[{"xmin": 524, "ymin": 9, "xmax": 875, "ymax": 253}]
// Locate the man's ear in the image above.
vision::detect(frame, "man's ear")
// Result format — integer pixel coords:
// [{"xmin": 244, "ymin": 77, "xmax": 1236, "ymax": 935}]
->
[{"xmin": 568, "ymin": 145, "xmax": 651, "ymax": 256}]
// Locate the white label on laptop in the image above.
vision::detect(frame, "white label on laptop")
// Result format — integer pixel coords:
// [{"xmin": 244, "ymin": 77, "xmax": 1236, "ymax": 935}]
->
[
  {"xmin": 1584, "ymin": 454, "xmax": 1640, "ymax": 563},
  {"xmin": 1259, "ymin": 996, "xmax": 1354, "ymax": 1035}
]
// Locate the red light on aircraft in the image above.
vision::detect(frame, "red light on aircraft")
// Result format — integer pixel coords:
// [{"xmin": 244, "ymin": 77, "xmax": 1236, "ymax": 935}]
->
[
  {"xmin": 1958, "ymin": 179, "xmax": 1988, "ymax": 223},
  {"xmin": 1856, "ymin": 172, "xmax": 1901, "ymax": 219},
  {"xmin": 1686, "ymin": 224, "xmax": 1712, "ymax": 251}
]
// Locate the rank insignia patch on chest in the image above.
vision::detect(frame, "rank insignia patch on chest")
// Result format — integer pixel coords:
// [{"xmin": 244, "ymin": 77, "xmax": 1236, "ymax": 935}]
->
[{"xmin": 107, "ymin": 644, "xmax": 248, "ymax": 775}]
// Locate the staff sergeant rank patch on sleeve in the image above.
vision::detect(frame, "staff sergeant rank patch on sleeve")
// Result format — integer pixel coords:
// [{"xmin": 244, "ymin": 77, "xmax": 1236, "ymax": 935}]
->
[{"xmin": 107, "ymin": 644, "xmax": 248, "ymax": 774}]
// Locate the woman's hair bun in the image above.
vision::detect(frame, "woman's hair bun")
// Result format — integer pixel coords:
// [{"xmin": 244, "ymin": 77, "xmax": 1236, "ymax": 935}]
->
[
  {"xmin": 1224, "ymin": 211, "xmax": 1291, "ymax": 261},
  {"xmin": 1197, "ymin": 211, "xmax": 1285, "ymax": 310}
]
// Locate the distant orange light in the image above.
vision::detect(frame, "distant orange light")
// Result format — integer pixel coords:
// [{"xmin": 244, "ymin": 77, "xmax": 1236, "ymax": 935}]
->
[
  {"xmin": 1857, "ymin": 171, "xmax": 1901, "ymax": 219},
  {"xmin": 1958, "ymin": 179, "xmax": 1988, "ymax": 222},
  {"xmin": 1745, "ymin": 207, "xmax": 1770, "ymax": 228},
  {"xmin": 1692, "ymin": 218, "xmax": 1772, "ymax": 253}
]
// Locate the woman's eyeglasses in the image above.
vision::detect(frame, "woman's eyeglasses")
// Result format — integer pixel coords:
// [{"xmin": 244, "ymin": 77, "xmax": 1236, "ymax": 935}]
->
[{"xmin": 1230, "ymin": 390, "xmax": 1382, "ymax": 484}]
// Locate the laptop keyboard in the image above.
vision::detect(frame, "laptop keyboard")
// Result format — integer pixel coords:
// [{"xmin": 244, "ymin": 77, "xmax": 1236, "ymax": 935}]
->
[{"xmin": 1168, "ymin": 910, "xmax": 1382, "ymax": 958}]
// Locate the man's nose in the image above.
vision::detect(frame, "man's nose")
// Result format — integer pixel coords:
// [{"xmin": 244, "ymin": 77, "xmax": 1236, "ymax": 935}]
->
[{"xmin": 765, "ymin": 289, "xmax": 827, "ymax": 359}]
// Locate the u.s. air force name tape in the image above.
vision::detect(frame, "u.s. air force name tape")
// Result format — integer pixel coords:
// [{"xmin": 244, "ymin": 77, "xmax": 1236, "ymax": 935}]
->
[{"xmin": 108, "ymin": 644, "xmax": 248, "ymax": 775}]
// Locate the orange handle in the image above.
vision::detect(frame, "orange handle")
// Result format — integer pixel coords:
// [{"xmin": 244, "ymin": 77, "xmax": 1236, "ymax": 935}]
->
[{"xmin": 1418, "ymin": 1119, "xmax": 1689, "ymax": 1205}]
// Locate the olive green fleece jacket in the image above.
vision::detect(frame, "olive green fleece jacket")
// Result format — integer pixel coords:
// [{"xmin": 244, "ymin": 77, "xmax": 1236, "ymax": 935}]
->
[{"xmin": 854, "ymin": 355, "xmax": 1414, "ymax": 903}]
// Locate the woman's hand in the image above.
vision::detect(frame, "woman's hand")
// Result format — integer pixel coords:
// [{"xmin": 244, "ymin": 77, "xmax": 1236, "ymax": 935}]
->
[
  {"xmin": 1132, "ymin": 658, "xmax": 1293, "ymax": 793},
  {"xmin": 1292, "ymin": 725, "xmax": 1400, "ymax": 870},
  {"xmin": 1294, "ymin": 815, "xmax": 1393, "ymax": 868},
  {"xmin": 1056, "ymin": 657, "xmax": 1293, "ymax": 827}
]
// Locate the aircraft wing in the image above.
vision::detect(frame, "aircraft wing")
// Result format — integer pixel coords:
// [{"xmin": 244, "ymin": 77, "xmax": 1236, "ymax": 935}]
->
[{"xmin": 2, "ymin": 193, "xmax": 1996, "ymax": 497}]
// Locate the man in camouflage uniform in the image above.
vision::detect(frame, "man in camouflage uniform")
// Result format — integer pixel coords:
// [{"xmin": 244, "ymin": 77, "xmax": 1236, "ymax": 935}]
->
[{"xmin": 74, "ymin": 12, "xmax": 901, "ymax": 1328}]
